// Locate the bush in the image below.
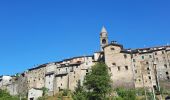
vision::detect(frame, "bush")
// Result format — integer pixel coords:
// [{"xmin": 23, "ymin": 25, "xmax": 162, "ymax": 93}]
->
[
  {"xmin": 115, "ymin": 88, "xmax": 136, "ymax": 100},
  {"xmin": 62, "ymin": 89, "xmax": 69, "ymax": 96},
  {"xmin": 0, "ymin": 89, "xmax": 19, "ymax": 100}
]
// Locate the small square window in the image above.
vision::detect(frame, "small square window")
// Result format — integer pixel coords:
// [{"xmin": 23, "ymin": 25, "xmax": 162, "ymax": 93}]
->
[
  {"xmin": 162, "ymin": 51, "xmax": 164, "ymax": 54},
  {"xmin": 148, "ymin": 76, "xmax": 151, "ymax": 80},
  {"xmin": 124, "ymin": 54, "xmax": 127, "ymax": 59},
  {"xmin": 118, "ymin": 66, "xmax": 120, "ymax": 71},
  {"xmin": 166, "ymin": 72, "xmax": 169, "ymax": 75},
  {"xmin": 156, "ymin": 58, "xmax": 158, "ymax": 61},
  {"xmin": 86, "ymin": 69, "xmax": 88, "ymax": 72},
  {"xmin": 125, "ymin": 66, "xmax": 128, "ymax": 70},
  {"xmin": 164, "ymin": 64, "xmax": 167, "ymax": 68},
  {"xmin": 149, "ymin": 55, "xmax": 152, "ymax": 58},
  {"xmin": 142, "ymin": 56, "xmax": 144, "ymax": 59},
  {"xmin": 112, "ymin": 63, "xmax": 116, "ymax": 66},
  {"xmin": 111, "ymin": 48, "xmax": 115, "ymax": 50},
  {"xmin": 133, "ymin": 59, "xmax": 136, "ymax": 62}
]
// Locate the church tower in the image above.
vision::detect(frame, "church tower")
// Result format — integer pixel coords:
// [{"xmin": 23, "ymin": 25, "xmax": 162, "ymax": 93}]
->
[{"xmin": 100, "ymin": 26, "xmax": 108, "ymax": 51}]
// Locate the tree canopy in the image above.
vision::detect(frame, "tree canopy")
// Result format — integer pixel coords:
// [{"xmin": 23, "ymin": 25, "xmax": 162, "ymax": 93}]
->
[{"xmin": 84, "ymin": 62, "xmax": 112, "ymax": 100}]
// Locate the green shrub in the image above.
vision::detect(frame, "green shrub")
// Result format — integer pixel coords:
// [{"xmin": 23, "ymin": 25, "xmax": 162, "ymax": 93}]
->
[{"xmin": 115, "ymin": 88, "xmax": 136, "ymax": 100}]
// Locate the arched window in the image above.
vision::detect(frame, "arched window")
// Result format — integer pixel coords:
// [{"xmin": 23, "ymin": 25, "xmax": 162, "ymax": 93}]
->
[{"xmin": 102, "ymin": 39, "xmax": 106, "ymax": 44}]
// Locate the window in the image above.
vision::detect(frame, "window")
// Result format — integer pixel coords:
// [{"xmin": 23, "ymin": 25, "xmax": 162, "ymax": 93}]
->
[
  {"xmin": 125, "ymin": 66, "xmax": 128, "ymax": 70},
  {"xmin": 147, "ymin": 67, "xmax": 150, "ymax": 71},
  {"xmin": 61, "ymin": 83, "xmax": 62, "ymax": 86},
  {"xmin": 135, "ymin": 70, "xmax": 137, "ymax": 73},
  {"xmin": 66, "ymin": 68, "xmax": 67, "ymax": 72},
  {"xmin": 156, "ymin": 58, "xmax": 158, "ymax": 61},
  {"xmin": 133, "ymin": 59, "xmax": 136, "ymax": 62},
  {"xmin": 109, "ymin": 67, "xmax": 111, "ymax": 71},
  {"xmin": 86, "ymin": 69, "xmax": 88, "ymax": 72},
  {"xmin": 102, "ymin": 39, "xmax": 106, "ymax": 44},
  {"xmin": 148, "ymin": 76, "xmax": 151, "ymax": 80},
  {"xmin": 149, "ymin": 55, "xmax": 152, "ymax": 58},
  {"xmin": 155, "ymin": 52, "xmax": 157, "ymax": 55},
  {"xmin": 142, "ymin": 56, "xmax": 144, "ymax": 59},
  {"xmin": 146, "ymin": 62, "xmax": 149, "ymax": 64},
  {"xmin": 162, "ymin": 51, "xmax": 164, "ymax": 54},
  {"xmin": 124, "ymin": 54, "xmax": 127, "ymax": 59},
  {"xmin": 139, "ymin": 79, "xmax": 141, "ymax": 82},
  {"xmin": 117, "ymin": 66, "xmax": 120, "ymax": 71},
  {"xmin": 166, "ymin": 72, "xmax": 169, "ymax": 75},
  {"xmin": 164, "ymin": 64, "xmax": 167, "ymax": 68},
  {"xmin": 167, "ymin": 76, "xmax": 170, "ymax": 80},
  {"xmin": 112, "ymin": 63, "xmax": 116, "ymax": 66},
  {"xmin": 111, "ymin": 48, "xmax": 115, "ymax": 50}
]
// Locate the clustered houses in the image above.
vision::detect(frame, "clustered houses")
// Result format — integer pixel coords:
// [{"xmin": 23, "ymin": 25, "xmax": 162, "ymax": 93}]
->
[{"xmin": 0, "ymin": 27, "xmax": 170, "ymax": 99}]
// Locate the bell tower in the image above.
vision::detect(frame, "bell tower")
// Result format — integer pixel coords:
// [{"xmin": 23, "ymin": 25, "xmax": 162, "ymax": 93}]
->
[{"xmin": 100, "ymin": 26, "xmax": 108, "ymax": 51}]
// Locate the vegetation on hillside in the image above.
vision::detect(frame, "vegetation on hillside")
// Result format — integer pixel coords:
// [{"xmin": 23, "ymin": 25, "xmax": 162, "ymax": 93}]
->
[
  {"xmin": 0, "ymin": 89, "xmax": 19, "ymax": 100},
  {"xmin": 1, "ymin": 62, "xmax": 170, "ymax": 100}
]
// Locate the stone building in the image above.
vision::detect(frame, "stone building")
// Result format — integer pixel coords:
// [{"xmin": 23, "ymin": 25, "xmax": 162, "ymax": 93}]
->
[
  {"xmin": 17, "ymin": 72, "xmax": 28, "ymax": 97},
  {"xmin": 0, "ymin": 75, "xmax": 18, "ymax": 95},
  {"xmin": 27, "ymin": 64, "xmax": 47, "ymax": 89},
  {"xmin": 100, "ymin": 27, "xmax": 170, "ymax": 90},
  {"xmin": 0, "ymin": 26, "xmax": 170, "ymax": 98},
  {"xmin": 45, "ymin": 56, "xmax": 94, "ymax": 96},
  {"xmin": 28, "ymin": 88, "xmax": 43, "ymax": 100}
]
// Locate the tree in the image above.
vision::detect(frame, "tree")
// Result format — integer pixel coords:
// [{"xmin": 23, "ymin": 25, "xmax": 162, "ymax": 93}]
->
[
  {"xmin": 84, "ymin": 62, "xmax": 112, "ymax": 100},
  {"xmin": 72, "ymin": 80, "xmax": 87, "ymax": 100}
]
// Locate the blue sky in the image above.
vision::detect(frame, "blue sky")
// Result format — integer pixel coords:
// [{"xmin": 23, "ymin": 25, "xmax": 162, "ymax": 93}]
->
[{"xmin": 0, "ymin": 0, "xmax": 170, "ymax": 75}]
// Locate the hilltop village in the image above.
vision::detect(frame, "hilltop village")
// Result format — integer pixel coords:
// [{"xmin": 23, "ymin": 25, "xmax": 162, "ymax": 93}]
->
[{"xmin": 0, "ymin": 27, "xmax": 170, "ymax": 100}]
